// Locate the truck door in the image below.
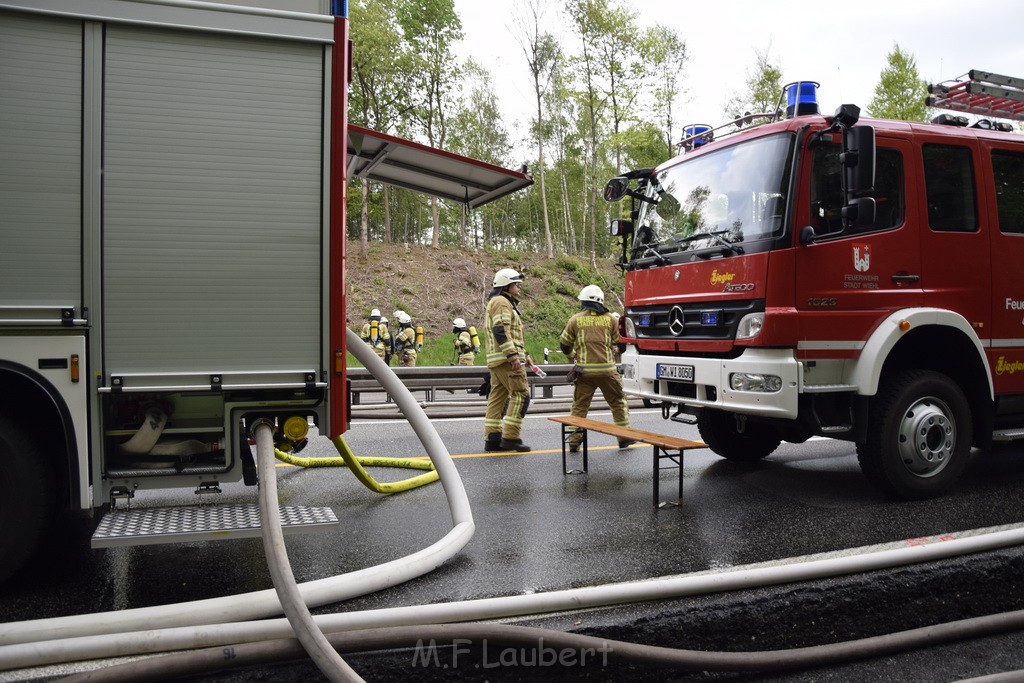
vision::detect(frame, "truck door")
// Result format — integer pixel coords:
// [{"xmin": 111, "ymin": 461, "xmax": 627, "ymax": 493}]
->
[
  {"xmin": 795, "ymin": 137, "xmax": 922, "ymax": 354},
  {"xmin": 913, "ymin": 139, "xmax": 992, "ymax": 363},
  {"xmin": 985, "ymin": 144, "xmax": 1024, "ymax": 395}
]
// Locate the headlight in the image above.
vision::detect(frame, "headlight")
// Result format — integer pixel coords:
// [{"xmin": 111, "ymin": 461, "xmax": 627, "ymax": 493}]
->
[
  {"xmin": 729, "ymin": 372, "xmax": 783, "ymax": 392},
  {"xmin": 623, "ymin": 315, "xmax": 637, "ymax": 338},
  {"xmin": 736, "ymin": 312, "xmax": 764, "ymax": 340}
]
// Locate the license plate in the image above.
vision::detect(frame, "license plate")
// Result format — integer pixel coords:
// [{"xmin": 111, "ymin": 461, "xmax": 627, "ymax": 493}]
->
[{"xmin": 657, "ymin": 363, "xmax": 694, "ymax": 382}]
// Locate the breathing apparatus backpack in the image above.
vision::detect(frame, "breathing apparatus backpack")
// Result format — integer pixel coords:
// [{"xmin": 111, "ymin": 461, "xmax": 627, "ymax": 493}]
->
[{"xmin": 468, "ymin": 326, "xmax": 480, "ymax": 353}]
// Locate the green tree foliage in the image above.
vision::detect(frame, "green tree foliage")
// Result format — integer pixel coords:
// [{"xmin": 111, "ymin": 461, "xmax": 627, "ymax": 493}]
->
[
  {"xmin": 398, "ymin": 0, "xmax": 464, "ymax": 247},
  {"xmin": 867, "ymin": 44, "xmax": 929, "ymax": 122},
  {"xmin": 515, "ymin": 0, "xmax": 561, "ymax": 259},
  {"xmin": 726, "ymin": 45, "xmax": 784, "ymax": 120},
  {"xmin": 449, "ymin": 59, "xmax": 513, "ymax": 247},
  {"xmin": 644, "ymin": 24, "xmax": 689, "ymax": 158},
  {"xmin": 349, "ymin": 0, "xmax": 413, "ymax": 253}
]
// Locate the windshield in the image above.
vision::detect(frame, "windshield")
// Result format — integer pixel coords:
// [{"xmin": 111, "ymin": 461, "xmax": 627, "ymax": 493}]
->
[{"xmin": 631, "ymin": 133, "xmax": 793, "ymax": 261}]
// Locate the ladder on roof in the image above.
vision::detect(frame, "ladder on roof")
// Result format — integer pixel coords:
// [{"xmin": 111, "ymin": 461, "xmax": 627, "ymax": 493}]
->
[{"xmin": 927, "ymin": 70, "xmax": 1024, "ymax": 121}]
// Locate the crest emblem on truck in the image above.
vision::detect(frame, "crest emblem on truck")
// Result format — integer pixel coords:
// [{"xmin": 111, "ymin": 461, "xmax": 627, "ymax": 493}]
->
[{"xmin": 853, "ymin": 243, "xmax": 871, "ymax": 273}]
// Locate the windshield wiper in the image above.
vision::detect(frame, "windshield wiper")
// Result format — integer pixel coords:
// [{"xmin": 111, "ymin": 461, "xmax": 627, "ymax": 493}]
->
[
  {"xmin": 639, "ymin": 243, "xmax": 671, "ymax": 264},
  {"xmin": 627, "ymin": 242, "xmax": 671, "ymax": 269},
  {"xmin": 676, "ymin": 229, "xmax": 744, "ymax": 256}
]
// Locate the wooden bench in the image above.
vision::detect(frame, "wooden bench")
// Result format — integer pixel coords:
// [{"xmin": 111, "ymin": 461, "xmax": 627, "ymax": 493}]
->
[{"xmin": 548, "ymin": 415, "xmax": 706, "ymax": 508}]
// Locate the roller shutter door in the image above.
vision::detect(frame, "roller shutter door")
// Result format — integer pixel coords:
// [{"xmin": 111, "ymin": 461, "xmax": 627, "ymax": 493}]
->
[
  {"xmin": 102, "ymin": 24, "xmax": 323, "ymax": 375},
  {"xmin": 0, "ymin": 12, "xmax": 81, "ymax": 310}
]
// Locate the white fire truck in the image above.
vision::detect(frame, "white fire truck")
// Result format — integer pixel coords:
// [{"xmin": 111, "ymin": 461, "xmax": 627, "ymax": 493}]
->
[
  {"xmin": 0, "ymin": 0, "xmax": 530, "ymax": 582},
  {"xmin": 605, "ymin": 72, "xmax": 1024, "ymax": 499}
]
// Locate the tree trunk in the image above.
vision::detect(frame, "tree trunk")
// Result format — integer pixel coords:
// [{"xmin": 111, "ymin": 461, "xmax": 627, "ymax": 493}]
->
[
  {"xmin": 430, "ymin": 196, "xmax": 440, "ymax": 248},
  {"xmin": 536, "ymin": 98, "xmax": 553, "ymax": 259},
  {"xmin": 360, "ymin": 177, "xmax": 370, "ymax": 259},
  {"xmin": 383, "ymin": 184, "xmax": 392, "ymax": 243}
]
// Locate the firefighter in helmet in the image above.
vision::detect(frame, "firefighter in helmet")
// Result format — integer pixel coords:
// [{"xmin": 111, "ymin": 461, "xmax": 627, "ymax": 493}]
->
[
  {"xmin": 359, "ymin": 308, "xmax": 390, "ymax": 361},
  {"xmin": 559, "ymin": 285, "xmax": 633, "ymax": 452},
  {"xmin": 379, "ymin": 316, "xmax": 393, "ymax": 365},
  {"xmin": 393, "ymin": 312, "xmax": 418, "ymax": 367},
  {"xmin": 483, "ymin": 268, "xmax": 532, "ymax": 452},
  {"xmin": 452, "ymin": 318, "xmax": 476, "ymax": 366}
]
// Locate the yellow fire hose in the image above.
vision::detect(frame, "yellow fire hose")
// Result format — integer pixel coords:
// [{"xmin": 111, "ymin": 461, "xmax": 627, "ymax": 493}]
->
[{"xmin": 273, "ymin": 436, "xmax": 438, "ymax": 494}]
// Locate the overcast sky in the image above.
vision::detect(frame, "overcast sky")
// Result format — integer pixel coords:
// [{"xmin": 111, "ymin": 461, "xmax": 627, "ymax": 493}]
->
[{"xmin": 452, "ymin": 0, "xmax": 1024, "ymax": 161}]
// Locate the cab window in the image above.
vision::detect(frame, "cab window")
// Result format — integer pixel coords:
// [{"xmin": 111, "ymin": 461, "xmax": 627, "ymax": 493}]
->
[
  {"xmin": 923, "ymin": 144, "xmax": 977, "ymax": 232},
  {"xmin": 809, "ymin": 144, "xmax": 904, "ymax": 236},
  {"xmin": 992, "ymin": 149, "xmax": 1024, "ymax": 234}
]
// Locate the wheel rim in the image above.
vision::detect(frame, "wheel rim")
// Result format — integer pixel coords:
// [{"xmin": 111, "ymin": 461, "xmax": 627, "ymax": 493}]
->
[{"xmin": 896, "ymin": 395, "xmax": 955, "ymax": 478}]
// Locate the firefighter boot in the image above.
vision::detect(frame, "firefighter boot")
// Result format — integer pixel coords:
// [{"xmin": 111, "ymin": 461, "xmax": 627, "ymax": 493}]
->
[
  {"xmin": 484, "ymin": 433, "xmax": 502, "ymax": 452},
  {"xmin": 499, "ymin": 437, "xmax": 531, "ymax": 453}
]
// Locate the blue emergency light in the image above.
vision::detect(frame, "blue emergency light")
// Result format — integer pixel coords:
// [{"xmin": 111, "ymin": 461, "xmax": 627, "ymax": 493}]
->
[
  {"xmin": 784, "ymin": 81, "xmax": 820, "ymax": 118},
  {"xmin": 683, "ymin": 124, "xmax": 712, "ymax": 151}
]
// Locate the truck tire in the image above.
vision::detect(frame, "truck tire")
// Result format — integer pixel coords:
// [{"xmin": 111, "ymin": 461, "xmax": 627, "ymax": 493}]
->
[
  {"xmin": 697, "ymin": 409, "xmax": 781, "ymax": 462},
  {"xmin": 0, "ymin": 415, "xmax": 54, "ymax": 583},
  {"xmin": 856, "ymin": 370, "xmax": 971, "ymax": 500}
]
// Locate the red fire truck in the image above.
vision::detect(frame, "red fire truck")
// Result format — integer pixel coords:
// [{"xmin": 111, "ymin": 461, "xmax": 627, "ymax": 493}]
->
[
  {"xmin": 0, "ymin": 0, "xmax": 530, "ymax": 582},
  {"xmin": 605, "ymin": 71, "xmax": 1024, "ymax": 499}
]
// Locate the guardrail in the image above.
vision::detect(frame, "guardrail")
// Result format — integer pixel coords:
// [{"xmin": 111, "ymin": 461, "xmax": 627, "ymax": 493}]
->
[{"xmin": 348, "ymin": 363, "xmax": 575, "ymax": 405}]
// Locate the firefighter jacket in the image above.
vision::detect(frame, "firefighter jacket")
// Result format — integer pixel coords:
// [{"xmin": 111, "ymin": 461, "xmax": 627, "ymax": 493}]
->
[
  {"xmin": 484, "ymin": 292, "xmax": 525, "ymax": 369},
  {"xmin": 559, "ymin": 309, "xmax": 619, "ymax": 375},
  {"xmin": 359, "ymin": 320, "xmax": 390, "ymax": 352},
  {"xmin": 454, "ymin": 330, "xmax": 475, "ymax": 365},
  {"xmin": 394, "ymin": 326, "xmax": 417, "ymax": 354}
]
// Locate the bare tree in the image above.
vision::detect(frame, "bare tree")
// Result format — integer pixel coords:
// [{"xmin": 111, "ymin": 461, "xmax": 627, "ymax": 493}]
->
[{"xmin": 513, "ymin": 0, "xmax": 560, "ymax": 258}]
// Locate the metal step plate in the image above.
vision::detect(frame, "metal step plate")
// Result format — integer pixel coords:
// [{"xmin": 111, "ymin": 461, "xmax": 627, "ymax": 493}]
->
[
  {"xmin": 993, "ymin": 428, "xmax": 1024, "ymax": 442},
  {"xmin": 91, "ymin": 503, "xmax": 339, "ymax": 548}
]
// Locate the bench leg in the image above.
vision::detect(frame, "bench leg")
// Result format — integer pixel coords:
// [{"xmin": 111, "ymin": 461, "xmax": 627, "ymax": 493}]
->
[
  {"xmin": 653, "ymin": 446, "xmax": 684, "ymax": 508},
  {"xmin": 561, "ymin": 424, "xmax": 587, "ymax": 475}
]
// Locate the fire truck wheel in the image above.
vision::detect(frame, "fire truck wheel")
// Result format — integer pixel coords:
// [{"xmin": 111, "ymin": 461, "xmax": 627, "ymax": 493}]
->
[
  {"xmin": 696, "ymin": 409, "xmax": 781, "ymax": 461},
  {"xmin": 0, "ymin": 415, "xmax": 54, "ymax": 583},
  {"xmin": 856, "ymin": 370, "xmax": 972, "ymax": 500}
]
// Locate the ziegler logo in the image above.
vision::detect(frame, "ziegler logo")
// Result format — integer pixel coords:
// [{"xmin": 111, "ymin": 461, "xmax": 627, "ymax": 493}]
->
[
  {"xmin": 807, "ymin": 298, "xmax": 838, "ymax": 307},
  {"xmin": 996, "ymin": 356, "xmax": 1024, "ymax": 375},
  {"xmin": 710, "ymin": 269, "xmax": 735, "ymax": 285}
]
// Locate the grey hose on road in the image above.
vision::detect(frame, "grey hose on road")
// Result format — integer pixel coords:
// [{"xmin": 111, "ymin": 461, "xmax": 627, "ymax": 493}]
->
[
  {"xmin": 5, "ymin": 525, "xmax": 1024, "ymax": 671},
  {"xmin": 61, "ymin": 610, "xmax": 1024, "ymax": 682},
  {"xmin": 252, "ymin": 418, "xmax": 363, "ymax": 683},
  {"xmin": 0, "ymin": 329, "xmax": 474, "ymax": 661}
]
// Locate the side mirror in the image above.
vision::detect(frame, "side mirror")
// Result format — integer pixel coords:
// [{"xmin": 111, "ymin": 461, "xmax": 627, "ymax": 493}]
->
[
  {"xmin": 604, "ymin": 177, "xmax": 629, "ymax": 202},
  {"xmin": 840, "ymin": 125, "xmax": 876, "ymax": 197},
  {"xmin": 610, "ymin": 218, "xmax": 634, "ymax": 237},
  {"xmin": 799, "ymin": 225, "xmax": 817, "ymax": 245},
  {"xmin": 842, "ymin": 197, "xmax": 877, "ymax": 229}
]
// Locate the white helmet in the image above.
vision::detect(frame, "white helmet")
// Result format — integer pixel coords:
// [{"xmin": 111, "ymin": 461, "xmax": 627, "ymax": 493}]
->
[
  {"xmin": 452, "ymin": 317, "xmax": 467, "ymax": 328},
  {"xmin": 578, "ymin": 285, "xmax": 605, "ymax": 304},
  {"xmin": 370, "ymin": 308, "xmax": 381, "ymax": 317},
  {"xmin": 493, "ymin": 268, "xmax": 524, "ymax": 288},
  {"xmin": 379, "ymin": 316, "xmax": 388, "ymax": 325},
  {"xmin": 393, "ymin": 309, "xmax": 404, "ymax": 320},
  {"xmin": 397, "ymin": 312, "xmax": 412, "ymax": 325}
]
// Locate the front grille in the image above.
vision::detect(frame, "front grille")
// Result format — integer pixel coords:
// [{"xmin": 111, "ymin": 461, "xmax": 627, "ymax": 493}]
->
[{"xmin": 628, "ymin": 299, "xmax": 764, "ymax": 341}]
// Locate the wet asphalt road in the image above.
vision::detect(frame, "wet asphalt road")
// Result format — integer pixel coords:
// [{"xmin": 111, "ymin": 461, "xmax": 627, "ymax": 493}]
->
[{"xmin": 4, "ymin": 403, "xmax": 1024, "ymax": 681}]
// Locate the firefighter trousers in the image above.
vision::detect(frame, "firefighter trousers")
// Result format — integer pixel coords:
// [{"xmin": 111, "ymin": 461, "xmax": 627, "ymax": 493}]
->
[
  {"xmin": 484, "ymin": 363, "xmax": 530, "ymax": 441},
  {"xmin": 567, "ymin": 370, "xmax": 630, "ymax": 446}
]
